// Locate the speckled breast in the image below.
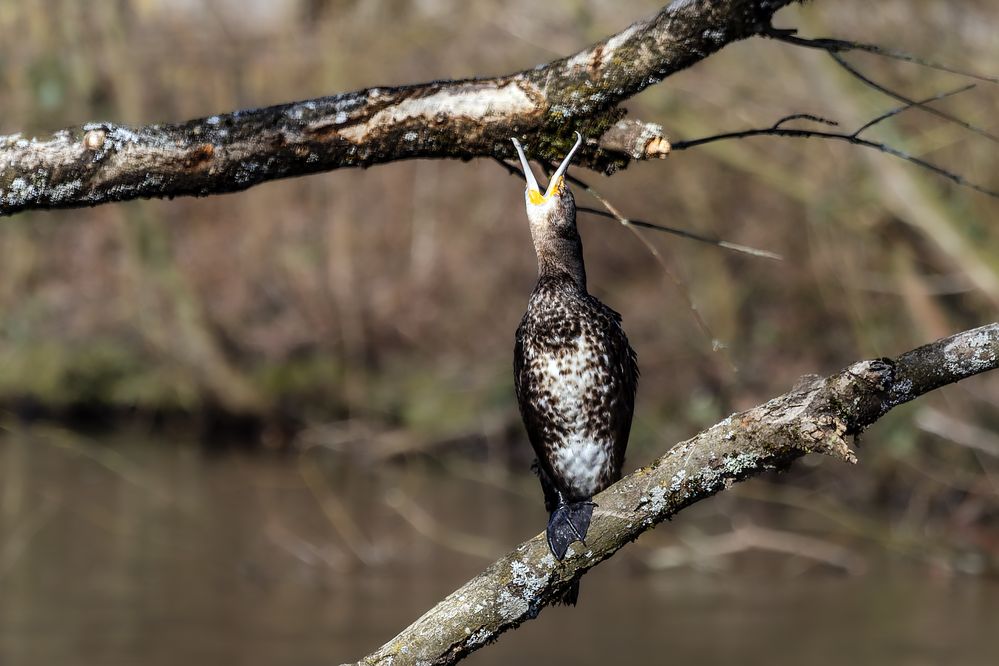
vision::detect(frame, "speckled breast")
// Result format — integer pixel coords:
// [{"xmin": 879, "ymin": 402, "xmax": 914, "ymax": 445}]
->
[{"xmin": 515, "ymin": 286, "xmax": 636, "ymax": 501}]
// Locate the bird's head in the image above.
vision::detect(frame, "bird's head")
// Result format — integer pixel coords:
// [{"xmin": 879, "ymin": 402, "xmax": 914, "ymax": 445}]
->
[
  {"xmin": 511, "ymin": 132, "xmax": 587, "ymax": 288},
  {"xmin": 511, "ymin": 132, "xmax": 582, "ymax": 232}
]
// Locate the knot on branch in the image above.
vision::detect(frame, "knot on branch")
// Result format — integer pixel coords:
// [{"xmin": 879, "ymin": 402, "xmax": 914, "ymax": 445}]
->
[
  {"xmin": 80, "ymin": 122, "xmax": 145, "ymax": 163},
  {"xmin": 817, "ymin": 358, "xmax": 898, "ymax": 432}
]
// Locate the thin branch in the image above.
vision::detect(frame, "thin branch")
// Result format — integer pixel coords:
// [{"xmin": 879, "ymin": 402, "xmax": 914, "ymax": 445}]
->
[
  {"xmin": 766, "ymin": 28, "xmax": 999, "ymax": 85},
  {"xmin": 299, "ymin": 453, "xmax": 377, "ymax": 566},
  {"xmin": 563, "ymin": 170, "xmax": 738, "ymax": 370},
  {"xmin": 914, "ymin": 407, "xmax": 999, "ymax": 459},
  {"xmin": 351, "ymin": 322, "xmax": 999, "ymax": 666},
  {"xmin": 577, "ymin": 207, "xmax": 783, "ymax": 260},
  {"xmin": 851, "ymin": 83, "xmax": 975, "ymax": 137},
  {"xmin": 384, "ymin": 489, "xmax": 505, "ymax": 561},
  {"xmin": 492, "ymin": 157, "xmax": 781, "ymax": 259},
  {"xmin": 827, "ymin": 52, "xmax": 999, "ymax": 144},
  {"xmin": 772, "ymin": 113, "xmax": 839, "ymax": 130},
  {"xmin": 643, "ymin": 522, "xmax": 868, "ymax": 575},
  {"xmin": 670, "ymin": 86, "xmax": 999, "ymax": 199}
]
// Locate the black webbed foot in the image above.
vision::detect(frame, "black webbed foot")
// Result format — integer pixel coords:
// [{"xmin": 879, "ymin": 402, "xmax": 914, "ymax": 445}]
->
[{"xmin": 546, "ymin": 500, "xmax": 596, "ymax": 560}]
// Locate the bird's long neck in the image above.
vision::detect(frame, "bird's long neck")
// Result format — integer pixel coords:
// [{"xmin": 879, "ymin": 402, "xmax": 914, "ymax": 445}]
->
[{"xmin": 533, "ymin": 226, "xmax": 587, "ymax": 292}]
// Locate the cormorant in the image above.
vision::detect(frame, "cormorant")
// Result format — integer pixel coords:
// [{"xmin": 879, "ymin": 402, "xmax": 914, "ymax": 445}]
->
[{"xmin": 511, "ymin": 132, "xmax": 639, "ymax": 604}]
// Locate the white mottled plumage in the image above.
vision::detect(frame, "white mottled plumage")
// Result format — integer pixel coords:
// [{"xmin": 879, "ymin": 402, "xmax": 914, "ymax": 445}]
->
[
  {"xmin": 535, "ymin": 333, "xmax": 611, "ymax": 496},
  {"xmin": 515, "ymin": 277, "xmax": 637, "ymax": 504},
  {"xmin": 553, "ymin": 436, "xmax": 609, "ymax": 498}
]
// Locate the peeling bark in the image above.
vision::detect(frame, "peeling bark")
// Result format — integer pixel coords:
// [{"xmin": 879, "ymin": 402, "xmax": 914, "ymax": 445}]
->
[
  {"xmin": 0, "ymin": 0, "xmax": 798, "ymax": 217},
  {"xmin": 349, "ymin": 322, "xmax": 999, "ymax": 666}
]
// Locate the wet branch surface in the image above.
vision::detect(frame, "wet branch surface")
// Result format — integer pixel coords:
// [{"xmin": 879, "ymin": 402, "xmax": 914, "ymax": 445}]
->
[
  {"xmin": 350, "ymin": 322, "xmax": 999, "ymax": 666},
  {"xmin": 0, "ymin": 0, "xmax": 796, "ymax": 217}
]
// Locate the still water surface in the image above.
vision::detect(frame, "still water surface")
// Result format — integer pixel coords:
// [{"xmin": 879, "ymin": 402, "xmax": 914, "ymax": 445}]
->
[{"xmin": 1, "ymin": 428, "xmax": 997, "ymax": 665}]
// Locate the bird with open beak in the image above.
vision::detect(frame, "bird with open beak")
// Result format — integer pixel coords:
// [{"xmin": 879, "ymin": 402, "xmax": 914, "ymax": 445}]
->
[{"xmin": 511, "ymin": 132, "xmax": 639, "ymax": 605}]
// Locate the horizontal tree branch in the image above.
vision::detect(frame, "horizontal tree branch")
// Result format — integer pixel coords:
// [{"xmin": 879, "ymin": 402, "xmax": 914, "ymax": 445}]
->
[
  {"xmin": 0, "ymin": 0, "xmax": 796, "ymax": 217},
  {"xmin": 350, "ymin": 321, "xmax": 999, "ymax": 666}
]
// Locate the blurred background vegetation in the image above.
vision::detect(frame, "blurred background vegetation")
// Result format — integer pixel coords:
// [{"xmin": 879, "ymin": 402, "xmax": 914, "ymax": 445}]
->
[{"xmin": 1, "ymin": 1, "xmax": 998, "ymax": 664}]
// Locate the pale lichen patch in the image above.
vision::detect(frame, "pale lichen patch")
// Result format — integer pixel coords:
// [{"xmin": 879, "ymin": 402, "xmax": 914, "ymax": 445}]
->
[
  {"xmin": 669, "ymin": 468, "xmax": 687, "ymax": 492},
  {"xmin": 497, "ymin": 558, "xmax": 549, "ymax": 621},
  {"xmin": 883, "ymin": 377, "xmax": 914, "ymax": 412},
  {"xmin": 639, "ymin": 483, "xmax": 670, "ymax": 523},
  {"xmin": 695, "ymin": 450, "xmax": 764, "ymax": 495},
  {"xmin": 337, "ymin": 82, "xmax": 538, "ymax": 143},
  {"xmin": 467, "ymin": 628, "xmax": 492, "ymax": 647},
  {"xmin": 943, "ymin": 328, "xmax": 997, "ymax": 375},
  {"xmin": 50, "ymin": 179, "xmax": 82, "ymax": 203}
]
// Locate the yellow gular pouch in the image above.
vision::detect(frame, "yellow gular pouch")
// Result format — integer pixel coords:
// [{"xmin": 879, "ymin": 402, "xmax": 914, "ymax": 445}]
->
[{"xmin": 528, "ymin": 176, "xmax": 564, "ymax": 205}]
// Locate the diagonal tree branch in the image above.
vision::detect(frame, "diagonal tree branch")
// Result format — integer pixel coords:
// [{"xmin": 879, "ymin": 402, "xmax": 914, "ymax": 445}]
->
[
  {"xmin": 0, "ymin": 0, "xmax": 797, "ymax": 217},
  {"xmin": 350, "ymin": 322, "xmax": 999, "ymax": 666}
]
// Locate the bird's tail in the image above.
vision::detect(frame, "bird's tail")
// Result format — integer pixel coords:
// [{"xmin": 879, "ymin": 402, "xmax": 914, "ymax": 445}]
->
[{"xmin": 556, "ymin": 579, "xmax": 581, "ymax": 606}]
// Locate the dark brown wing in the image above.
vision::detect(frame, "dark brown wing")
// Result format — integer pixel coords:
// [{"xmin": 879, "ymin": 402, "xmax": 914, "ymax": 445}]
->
[
  {"xmin": 513, "ymin": 320, "xmax": 548, "ymax": 464},
  {"xmin": 589, "ymin": 298, "xmax": 639, "ymax": 484},
  {"xmin": 514, "ymin": 319, "xmax": 570, "ymax": 513}
]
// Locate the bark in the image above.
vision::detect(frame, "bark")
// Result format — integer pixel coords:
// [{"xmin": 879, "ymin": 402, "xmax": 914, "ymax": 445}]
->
[
  {"xmin": 0, "ymin": 0, "xmax": 797, "ymax": 217},
  {"xmin": 350, "ymin": 322, "xmax": 999, "ymax": 666}
]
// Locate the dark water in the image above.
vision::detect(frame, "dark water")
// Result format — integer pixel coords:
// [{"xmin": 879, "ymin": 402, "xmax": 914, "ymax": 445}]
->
[{"xmin": 1, "ymin": 427, "xmax": 997, "ymax": 666}]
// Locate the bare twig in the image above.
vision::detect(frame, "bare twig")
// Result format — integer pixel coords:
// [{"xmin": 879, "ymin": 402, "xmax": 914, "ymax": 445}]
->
[
  {"xmin": 577, "ymin": 207, "xmax": 783, "ymax": 260},
  {"xmin": 264, "ymin": 521, "xmax": 350, "ymax": 571},
  {"xmin": 351, "ymin": 322, "xmax": 999, "ymax": 666},
  {"xmin": 772, "ymin": 113, "xmax": 839, "ymax": 130},
  {"xmin": 643, "ymin": 523, "xmax": 868, "ymax": 574},
  {"xmin": 671, "ymin": 87, "xmax": 999, "ymax": 198},
  {"xmin": 564, "ymin": 170, "xmax": 738, "ymax": 370},
  {"xmin": 914, "ymin": 407, "xmax": 999, "ymax": 459},
  {"xmin": 765, "ymin": 28, "xmax": 999, "ymax": 85},
  {"xmin": 850, "ymin": 84, "xmax": 975, "ymax": 137},
  {"xmin": 827, "ymin": 53, "xmax": 999, "ymax": 144},
  {"xmin": 492, "ymin": 156, "xmax": 781, "ymax": 259},
  {"xmin": 384, "ymin": 488, "xmax": 505, "ymax": 561},
  {"xmin": 299, "ymin": 452, "xmax": 378, "ymax": 565}
]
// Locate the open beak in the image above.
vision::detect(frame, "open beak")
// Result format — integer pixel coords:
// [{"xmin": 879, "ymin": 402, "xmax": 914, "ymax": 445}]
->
[
  {"xmin": 511, "ymin": 131, "xmax": 583, "ymax": 203},
  {"xmin": 544, "ymin": 131, "xmax": 582, "ymax": 199},
  {"xmin": 511, "ymin": 137, "xmax": 541, "ymax": 196}
]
